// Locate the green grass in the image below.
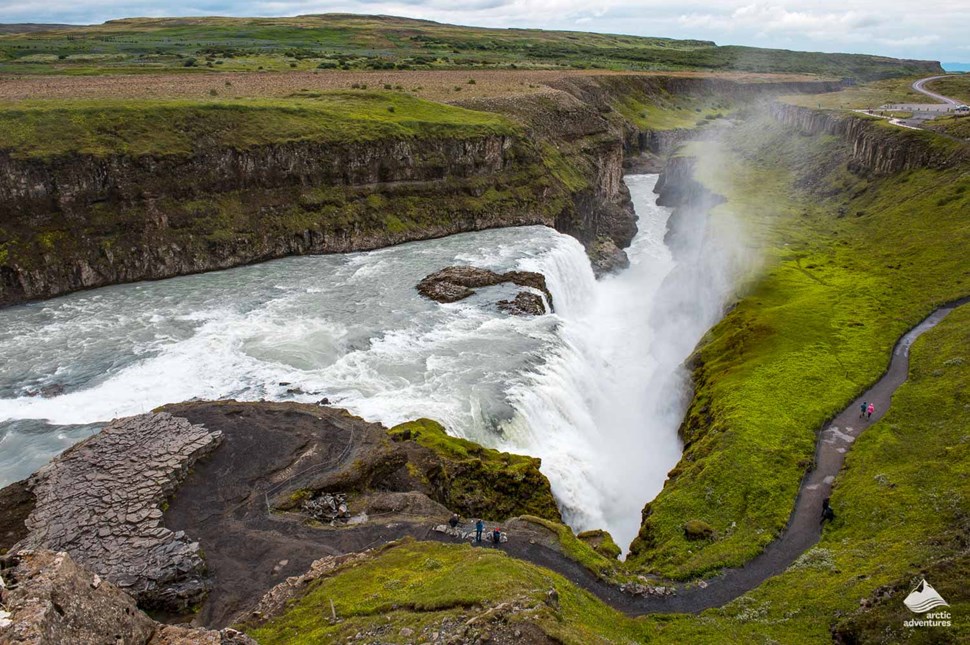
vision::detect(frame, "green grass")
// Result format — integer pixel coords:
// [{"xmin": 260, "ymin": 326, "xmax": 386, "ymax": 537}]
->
[
  {"xmin": 0, "ymin": 91, "xmax": 514, "ymax": 158},
  {"xmin": 245, "ymin": 301, "xmax": 970, "ymax": 643},
  {"xmin": 244, "ymin": 539, "xmax": 659, "ymax": 644},
  {"xmin": 927, "ymin": 114, "xmax": 970, "ymax": 140},
  {"xmin": 0, "ymin": 14, "xmax": 942, "ymax": 78},
  {"xmin": 781, "ymin": 76, "xmax": 926, "ymax": 110},
  {"xmin": 627, "ymin": 113, "xmax": 970, "ymax": 577},
  {"xmin": 519, "ymin": 516, "xmax": 623, "ymax": 580},
  {"xmin": 613, "ymin": 93, "xmax": 732, "ymax": 131}
]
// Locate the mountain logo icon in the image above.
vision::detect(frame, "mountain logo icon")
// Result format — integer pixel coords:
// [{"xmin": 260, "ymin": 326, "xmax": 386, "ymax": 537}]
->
[{"xmin": 904, "ymin": 579, "xmax": 949, "ymax": 613}]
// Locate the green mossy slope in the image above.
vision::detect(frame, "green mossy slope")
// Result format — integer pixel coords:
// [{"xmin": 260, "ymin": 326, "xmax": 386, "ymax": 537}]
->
[{"xmin": 628, "ymin": 113, "xmax": 969, "ymax": 577}]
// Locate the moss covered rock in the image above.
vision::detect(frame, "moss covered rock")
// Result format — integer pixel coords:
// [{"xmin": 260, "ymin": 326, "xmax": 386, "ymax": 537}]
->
[
  {"xmin": 388, "ymin": 419, "xmax": 562, "ymax": 522},
  {"xmin": 683, "ymin": 519, "xmax": 715, "ymax": 541},
  {"xmin": 576, "ymin": 529, "xmax": 622, "ymax": 560}
]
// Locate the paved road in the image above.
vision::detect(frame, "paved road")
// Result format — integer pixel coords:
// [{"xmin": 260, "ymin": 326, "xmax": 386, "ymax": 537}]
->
[{"xmin": 912, "ymin": 75, "xmax": 960, "ymax": 105}]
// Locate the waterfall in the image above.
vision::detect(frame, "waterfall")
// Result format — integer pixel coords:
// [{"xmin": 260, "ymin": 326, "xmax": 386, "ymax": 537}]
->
[{"xmin": 0, "ymin": 174, "xmax": 745, "ymax": 553}]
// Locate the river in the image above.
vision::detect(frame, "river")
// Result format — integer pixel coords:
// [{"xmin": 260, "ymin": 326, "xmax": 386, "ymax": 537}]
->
[{"xmin": 0, "ymin": 174, "xmax": 727, "ymax": 551}]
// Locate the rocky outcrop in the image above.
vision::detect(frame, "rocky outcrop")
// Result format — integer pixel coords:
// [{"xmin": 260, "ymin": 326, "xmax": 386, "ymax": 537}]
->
[
  {"xmin": 0, "ymin": 549, "xmax": 156, "ymax": 644},
  {"xmin": 768, "ymin": 102, "xmax": 969, "ymax": 174},
  {"xmin": 416, "ymin": 265, "xmax": 553, "ymax": 312},
  {"xmin": 0, "ymin": 550, "xmax": 254, "ymax": 645},
  {"xmin": 12, "ymin": 413, "xmax": 222, "ymax": 613},
  {"xmin": 388, "ymin": 418, "xmax": 563, "ymax": 522},
  {"xmin": 497, "ymin": 291, "xmax": 546, "ymax": 316}
]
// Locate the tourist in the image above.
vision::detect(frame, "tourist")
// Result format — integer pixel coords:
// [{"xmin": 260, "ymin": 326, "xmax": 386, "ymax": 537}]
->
[
  {"xmin": 448, "ymin": 513, "xmax": 459, "ymax": 530},
  {"xmin": 859, "ymin": 401, "xmax": 867, "ymax": 419},
  {"xmin": 492, "ymin": 527, "xmax": 502, "ymax": 546},
  {"xmin": 475, "ymin": 518, "xmax": 484, "ymax": 543},
  {"xmin": 820, "ymin": 498, "xmax": 835, "ymax": 525},
  {"xmin": 867, "ymin": 402, "xmax": 875, "ymax": 420}
]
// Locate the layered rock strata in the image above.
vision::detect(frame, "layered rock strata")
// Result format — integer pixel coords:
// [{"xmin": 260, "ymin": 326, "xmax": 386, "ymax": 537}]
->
[{"xmin": 12, "ymin": 413, "xmax": 222, "ymax": 613}]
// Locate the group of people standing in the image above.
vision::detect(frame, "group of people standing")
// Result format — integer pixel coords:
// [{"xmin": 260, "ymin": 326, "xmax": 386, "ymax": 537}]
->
[{"xmin": 449, "ymin": 513, "xmax": 503, "ymax": 545}]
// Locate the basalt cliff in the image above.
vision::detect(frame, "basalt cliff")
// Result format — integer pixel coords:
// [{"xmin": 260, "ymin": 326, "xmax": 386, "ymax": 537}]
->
[{"xmin": 0, "ymin": 75, "xmax": 844, "ymax": 307}]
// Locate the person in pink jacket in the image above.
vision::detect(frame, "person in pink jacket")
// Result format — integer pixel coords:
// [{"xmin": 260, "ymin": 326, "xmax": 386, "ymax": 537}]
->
[{"xmin": 867, "ymin": 403, "xmax": 875, "ymax": 419}]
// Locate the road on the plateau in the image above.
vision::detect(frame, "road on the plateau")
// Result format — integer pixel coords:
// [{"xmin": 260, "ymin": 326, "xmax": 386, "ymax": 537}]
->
[{"xmin": 912, "ymin": 75, "xmax": 960, "ymax": 105}]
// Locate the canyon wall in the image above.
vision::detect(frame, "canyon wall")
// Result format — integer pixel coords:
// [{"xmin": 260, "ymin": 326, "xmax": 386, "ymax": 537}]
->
[
  {"xmin": 768, "ymin": 102, "xmax": 968, "ymax": 174},
  {"xmin": 0, "ymin": 75, "xmax": 845, "ymax": 307}
]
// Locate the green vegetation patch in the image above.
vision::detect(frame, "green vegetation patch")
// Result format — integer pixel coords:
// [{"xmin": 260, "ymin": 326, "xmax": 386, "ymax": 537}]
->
[
  {"xmin": 0, "ymin": 91, "xmax": 514, "ymax": 158},
  {"xmin": 244, "ymin": 539, "xmax": 659, "ymax": 645},
  {"xmin": 0, "ymin": 15, "xmax": 941, "ymax": 77},
  {"xmin": 781, "ymin": 76, "xmax": 927, "ymax": 110},
  {"xmin": 389, "ymin": 419, "xmax": 562, "ymax": 522},
  {"xmin": 926, "ymin": 74, "xmax": 970, "ymax": 105}
]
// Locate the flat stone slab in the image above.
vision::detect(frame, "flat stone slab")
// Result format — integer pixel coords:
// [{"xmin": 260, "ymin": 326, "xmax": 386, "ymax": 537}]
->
[{"xmin": 13, "ymin": 413, "xmax": 222, "ymax": 612}]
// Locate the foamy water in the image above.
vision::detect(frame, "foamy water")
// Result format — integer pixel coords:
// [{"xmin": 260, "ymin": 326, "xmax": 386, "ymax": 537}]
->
[{"xmin": 0, "ymin": 174, "xmax": 739, "ymax": 551}]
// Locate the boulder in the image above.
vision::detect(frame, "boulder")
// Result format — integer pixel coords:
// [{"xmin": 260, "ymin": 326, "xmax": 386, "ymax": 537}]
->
[
  {"xmin": 497, "ymin": 291, "xmax": 546, "ymax": 316},
  {"xmin": 0, "ymin": 549, "xmax": 156, "ymax": 644},
  {"xmin": 0, "ymin": 550, "xmax": 256, "ymax": 645}
]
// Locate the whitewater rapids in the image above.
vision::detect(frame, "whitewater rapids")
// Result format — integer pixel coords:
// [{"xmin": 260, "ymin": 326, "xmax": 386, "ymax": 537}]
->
[{"xmin": 0, "ymin": 174, "xmax": 732, "ymax": 551}]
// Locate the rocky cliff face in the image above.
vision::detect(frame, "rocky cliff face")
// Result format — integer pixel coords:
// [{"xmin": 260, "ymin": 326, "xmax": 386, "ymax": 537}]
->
[
  {"xmin": 0, "ymin": 75, "xmax": 846, "ymax": 307},
  {"xmin": 0, "ymin": 134, "xmax": 569, "ymax": 307},
  {"xmin": 768, "ymin": 102, "xmax": 969, "ymax": 174}
]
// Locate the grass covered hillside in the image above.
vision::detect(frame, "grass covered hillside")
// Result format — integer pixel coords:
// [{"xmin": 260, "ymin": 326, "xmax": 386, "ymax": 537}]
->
[
  {"xmin": 0, "ymin": 14, "xmax": 943, "ymax": 78},
  {"xmin": 627, "ymin": 113, "xmax": 969, "ymax": 577},
  {"xmin": 0, "ymin": 91, "xmax": 513, "ymax": 158}
]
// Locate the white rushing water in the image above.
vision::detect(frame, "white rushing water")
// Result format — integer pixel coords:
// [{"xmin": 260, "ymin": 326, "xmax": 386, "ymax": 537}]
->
[{"xmin": 0, "ymin": 174, "xmax": 737, "ymax": 551}]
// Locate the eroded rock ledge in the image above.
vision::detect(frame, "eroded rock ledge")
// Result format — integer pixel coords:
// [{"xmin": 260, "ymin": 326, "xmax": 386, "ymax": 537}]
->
[
  {"xmin": 0, "ymin": 549, "xmax": 254, "ymax": 644},
  {"xmin": 416, "ymin": 266, "xmax": 553, "ymax": 314},
  {"xmin": 12, "ymin": 413, "xmax": 222, "ymax": 613}
]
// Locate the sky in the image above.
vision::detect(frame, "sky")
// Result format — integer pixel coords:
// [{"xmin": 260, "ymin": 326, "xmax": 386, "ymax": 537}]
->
[{"xmin": 0, "ymin": 1, "xmax": 967, "ymax": 63}]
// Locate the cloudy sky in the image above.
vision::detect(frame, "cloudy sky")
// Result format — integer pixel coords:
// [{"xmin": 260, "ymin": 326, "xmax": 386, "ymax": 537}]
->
[{"xmin": 1, "ymin": 1, "xmax": 967, "ymax": 63}]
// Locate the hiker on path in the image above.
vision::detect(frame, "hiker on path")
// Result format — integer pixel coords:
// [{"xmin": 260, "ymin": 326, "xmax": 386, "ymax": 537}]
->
[
  {"xmin": 867, "ymin": 403, "xmax": 875, "ymax": 420},
  {"xmin": 859, "ymin": 401, "xmax": 867, "ymax": 419},
  {"xmin": 492, "ymin": 527, "xmax": 502, "ymax": 547},
  {"xmin": 475, "ymin": 519, "xmax": 484, "ymax": 543},
  {"xmin": 448, "ymin": 513, "xmax": 460, "ymax": 530},
  {"xmin": 820, "ymin": 498, "xmax": 835, "ymax": 525}
]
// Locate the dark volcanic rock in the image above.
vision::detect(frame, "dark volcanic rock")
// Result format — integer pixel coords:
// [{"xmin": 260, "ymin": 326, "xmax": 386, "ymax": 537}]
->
[
  {"xmin": 417, "ymin": 266, "xmax": 554, "ymax": 311},
  {"xmin": 498, "ymin": 291, "xmax": 546, "ymax": 316},
  {"xmin": 11, "ymin": 413, "xmax": 223, "ymax": 613},
  {"xmin": 0, "ymin": 480, "xmax": 33, "ymax": 553},
  {"xmin": 587, "ymin": 237, "xmax": 630, "ymax": 276}
]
